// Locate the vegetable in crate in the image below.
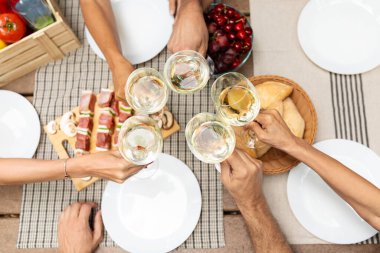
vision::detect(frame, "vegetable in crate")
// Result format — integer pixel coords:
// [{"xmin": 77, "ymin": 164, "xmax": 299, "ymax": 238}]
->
[
  {"xmin": 0, "ymin": 0, "xmax": 12, "ymax": 13},
  {"xmin": 10, "ymin": 0, "xmax": 54, "ymax": 30},
  {"xmin": 0, "ymin": 39, "xmax": 6, "ymax": 49},
  {"xmin": 0, "ymin": 13, "xmax": 25, "ymax": 43}
]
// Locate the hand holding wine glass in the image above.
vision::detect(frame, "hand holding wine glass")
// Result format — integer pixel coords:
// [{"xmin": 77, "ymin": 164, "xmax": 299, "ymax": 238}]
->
[
  {"xmin": 185, "ymin": 112, "xmax": 235, "ymax": 165},
  {"xmin": 118, "ymin": 116, "xmax": 163, "ymax": 178},
  {"xmin": 245, "ymin": 109, "xmax": 298, "ymax": 152},
  {"xmin": 211, "ymin": 72, "xmax": 260, "ymax": 149}
]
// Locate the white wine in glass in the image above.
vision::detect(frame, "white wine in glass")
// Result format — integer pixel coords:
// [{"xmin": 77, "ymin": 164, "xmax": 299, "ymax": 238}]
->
[
  {"xmin": 118, "ymin": 116, "xmax": 163, "ymax": 177},
  {"xmin": 125, "ymin": 68, "xmax": 168, "ymax": 114},
  {"xmin": 211, "ymin": 72, "xmax": 260, "ymax": 148},
  {"xmin": 163, "ymin": 50, "xmax": 211, "ymax": 94},
  {"xmin": 185, "ymin": 113, "xmax": 235, "ymax": 164}
]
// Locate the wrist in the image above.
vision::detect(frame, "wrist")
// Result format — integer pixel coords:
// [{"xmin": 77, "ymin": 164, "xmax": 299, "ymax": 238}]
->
[
  {"xmin": 108, "ymin": 54, "xmax": 132, "ymax": 72},
  {"xmin": 236, "ymin": 194, "xmax": 266, "ymax": 213},
  {"xmin": 282, "ymin": 136, "xmax": 305, "ymax": 155},
  {"xmin": 66, "ymin": 157, "xmax": 91, "ymax": 178}
]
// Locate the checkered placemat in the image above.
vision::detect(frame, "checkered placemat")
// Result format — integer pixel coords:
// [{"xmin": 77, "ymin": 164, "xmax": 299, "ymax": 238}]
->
[{"xmin": 17, "ymin": 0, "xmax": 224, "ymax": 249}]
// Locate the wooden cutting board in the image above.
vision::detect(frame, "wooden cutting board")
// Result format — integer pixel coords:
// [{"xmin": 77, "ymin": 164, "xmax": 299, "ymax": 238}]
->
[{"xmin": 45, "ymin": 105, "xmax": 180, "ymax": 191}]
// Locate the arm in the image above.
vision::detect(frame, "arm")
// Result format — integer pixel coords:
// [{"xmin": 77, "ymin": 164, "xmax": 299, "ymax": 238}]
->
[
  {"xmin": 80, "ymin": 0, "xmax": 134, "ymax": 100},
  {"xmin": 221, "ymin": 150, "xmax": 292, "ymax": 253},
  {"xmin": 167, "ymin": 0, "xmax": 209, "ymax": 55},
  {"xmin": 249, "ymin": 110, "xmax": 380, "ymax": 230},
  {"xmin": 0, "ymin": 151, "xmax": 143, "ymax": 185}
]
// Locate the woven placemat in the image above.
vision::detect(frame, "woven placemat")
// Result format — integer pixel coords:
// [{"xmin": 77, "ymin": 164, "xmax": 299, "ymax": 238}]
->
[{"xmin": 17, "ymin": 0, "xmax": 224, "ymax": 249}]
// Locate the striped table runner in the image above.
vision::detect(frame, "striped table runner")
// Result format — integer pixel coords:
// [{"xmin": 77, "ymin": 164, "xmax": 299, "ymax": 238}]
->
[
  {"xmin": 17, "ymin": 0, "xmax": 225, "ymax": 249},
  {"xmin": 251, "ymin": 0, "xmax": 380, "ymax": 245}
]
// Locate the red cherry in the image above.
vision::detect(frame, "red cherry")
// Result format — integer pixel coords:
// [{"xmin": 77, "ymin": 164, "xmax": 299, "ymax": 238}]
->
[
  {"xmin": 226, "ymin": 8, "xmax": 235, "ymax": 18},
  {"xmin": 243, "ymin": 37, "xmax": 252, "ymax": 44},
  {"xmin": 216, "ymin": 16, "xmax": 227, "ymax": 26},
  {"xmin": 223, "ymin": 24, "xmax": 233, "ymax": 33},
  {"xmin": 231, "ymin": 58, "xmax": 241, "ymax": 69},
  {"xmin": 208, "ymin": 41, "xmax": 220, "ymax": 54},
  {"xmin": 227, "ymin": 33, "xmax": 236, "ymax": 41},
  {"xmin": 221, "ymin": 53, "xmax": 235, "ymax": 65},
  {"xmin": 228, "ymin": 19, "xmax": 235, "ymax": 25},
  {"xmin": 236, "ymin": 17, "xmax": 247, "ymax": 25},
  {"xmin": 215, "ymin": 60, "xmax": 229, "ymax": 73},
  {"xmin": 236, "ymin": 30, "xmax": 247, "ymax": 40},
  {"xmin": 225, "ymin": 48, "xmax": 238, "ymax": 58},
  {"xmin": 245, "ymin": 27, "xmax": 253, "ymax": 36},
  {"xmin": 244, "ymin": 40, "xmax": 252, "ymax": 49},
  {"xmin": 214, "ymin": 3, "xmax": 225, "ymax": 13},
  {"xmin": 234, "ymin": 22, "xmax": 244, "ymax": 31},
  {"xmin": 234, "ymin": 12, "xmax": 241, "ymax": 20},
  {"xmin": 232, "ymin": 41, "xmax": 243, "ymax": 52},
  {"xmin": 207, "ymin": 22, "xmax": 218, "ymax": 34}
]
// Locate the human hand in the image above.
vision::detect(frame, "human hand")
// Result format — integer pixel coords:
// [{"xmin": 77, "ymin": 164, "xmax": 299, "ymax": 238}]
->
[
  {"xmin": 110, "ymin": 57, "xmax": 135, "ymax": 101},
  {"xmin": 71, "ymin": 151, "xmax": 145, "ymax": 183},
  {"xmin": 58, "ymin": 202, "xmax": 103, "ymax": 253},
  {"xmin": 167, "ymin": 0, "xmax": 208, "ymax": 56},
  {"xmin": 245, "ymin": 109, "xmax": 297, "ymax": 152},
  {"xmin": 221, "ymin": 149, "xmax": 264, "ymax": 209}
]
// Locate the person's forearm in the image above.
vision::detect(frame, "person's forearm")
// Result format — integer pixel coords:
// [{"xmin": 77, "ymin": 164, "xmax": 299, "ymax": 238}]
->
[
  {"xmin": 0, "ymin": 158, "xmax": 90, "ymax": 185},
  {"xmin": 80, "ymin": 0, "xmax": 130, "ymax": 69},
  {"xmin": 239, "ymin": 198, "xmax": 292, "ymax": 253},
  {"xmin": 285, "ymin": 138, "xmax": 380, "ymax": 230}
]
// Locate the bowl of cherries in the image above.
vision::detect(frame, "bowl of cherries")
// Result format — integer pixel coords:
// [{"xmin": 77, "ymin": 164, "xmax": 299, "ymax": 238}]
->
[{"xmin": 205, "ymin": 3, "xmax": 253, "ymax": 75}]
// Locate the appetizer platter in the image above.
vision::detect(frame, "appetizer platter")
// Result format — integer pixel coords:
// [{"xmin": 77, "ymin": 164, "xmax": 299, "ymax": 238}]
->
[
  {"xmin": 234, "ymin": 75, "xmax": 317, "ymax": 174},
  {"xmin": 45, "ymin": 88, "xmax": 180, "ymax": 191}
]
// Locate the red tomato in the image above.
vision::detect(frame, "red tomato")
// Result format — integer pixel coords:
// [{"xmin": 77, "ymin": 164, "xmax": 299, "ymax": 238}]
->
[
  {"xmin": 0, "ymin": 0, "xmax": 12, "ymax": 14},
  {"xmin": 0, "ymin": 13, "xmax": 26, "ymax": 43}
]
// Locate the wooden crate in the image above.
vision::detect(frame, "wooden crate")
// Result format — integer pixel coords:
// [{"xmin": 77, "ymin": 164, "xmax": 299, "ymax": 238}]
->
[{"xmin": 0, "ymin": 0, "xmax": 81, "ymax": 87}]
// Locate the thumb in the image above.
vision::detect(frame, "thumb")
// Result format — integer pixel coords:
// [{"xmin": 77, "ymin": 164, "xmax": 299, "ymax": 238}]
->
[
  {"xmin": 169, "ymin": 0, "xmax": 176, "ymax": 16},
  {"xmin": 93, "ymin": 210, "xmax": 104, "ymax": 246},
  {"xmin": 247, "ymin": 121, "xmax": 266, "ymax": 139}
]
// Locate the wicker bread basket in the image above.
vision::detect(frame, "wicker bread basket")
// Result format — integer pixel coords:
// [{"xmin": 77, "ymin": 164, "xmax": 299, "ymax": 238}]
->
[{"xmin": 248, "ymin": 75, "xmax": 318, "ymax": 175}]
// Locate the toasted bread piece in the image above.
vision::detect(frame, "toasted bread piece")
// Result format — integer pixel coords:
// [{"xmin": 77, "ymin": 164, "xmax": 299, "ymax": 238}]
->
[
  {"xmin": 283, "ymin": 98, "xmax": 305, "ymax": 138},
  {"xmin": 256, "ymin": 81, "xmax": 293, "ymax": 109}
]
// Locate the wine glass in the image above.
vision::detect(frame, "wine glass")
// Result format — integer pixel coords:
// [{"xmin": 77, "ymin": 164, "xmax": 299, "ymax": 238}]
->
[
  {"xmin": 185, "ymin": 112, "xmax": 236, "ymax": 171},
  {"xmin": 125, "ymin": 68, "xmax": 168, "ymax": 114},
  {"xmin": 211, "ymin": 72, "xmax": 260, "ymax": 148},
  {"xmin": 118, "ymin": 115, "xmax": 163, "ymax": 178},
  {"xmin": 163, "ymin": 50, "xmax": 211, "ymax": 94}
]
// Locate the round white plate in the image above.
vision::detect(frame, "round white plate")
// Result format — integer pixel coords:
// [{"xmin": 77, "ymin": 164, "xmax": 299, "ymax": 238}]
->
[
  {"xmin": 298, "ymin": 0, "xmax": 380, "ymax": 74},
  {"xmin": 85, "ymin": 0, "xmax": 174, "ymax": 65},
  {"xmin": 287, "ymin": 139, "xmax": 380, "ymax": 244},
  {"xmin": 0, "ymin": 90, "xmax": 40, "ymax": 158},
  {"xmin": 102, "ymin": 153, "xmax": 202, "ymax": 253}
]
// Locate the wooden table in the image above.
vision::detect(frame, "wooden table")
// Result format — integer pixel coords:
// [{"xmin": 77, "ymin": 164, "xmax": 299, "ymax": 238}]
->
[{"xmin": 1, "ymin": 0, "xmax": 379, "ymax": 252}]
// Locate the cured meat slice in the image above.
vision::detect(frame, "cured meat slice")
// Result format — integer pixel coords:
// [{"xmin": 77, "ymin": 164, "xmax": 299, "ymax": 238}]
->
[
  {"xmin": 111, "ymin": 99, "xmax": 120, "ymax": 116},
  {"xmin": 79, "ymin": 90, "xmax": 96, "ymax": 112},
  {"xmin": 98, "ymin": 112, "xmax": 114, "ymax": 130},
  {"xmin": 118, "ymin": 101, "xmax": 133, "ymax": 123},
  {"xmin": 96, "ymin": 131, "xmax": 111, "ymax": 150},
  {"xmin": 78, "ymin": 116, "xmax": 93, "ymax": 132},
  {"xmin": 98, "ymin": 88, "xmax": 114, "ymax": 108},
  {"xmin": 75, "ymin": 133, "xmax": 90, "ymax": 151}
]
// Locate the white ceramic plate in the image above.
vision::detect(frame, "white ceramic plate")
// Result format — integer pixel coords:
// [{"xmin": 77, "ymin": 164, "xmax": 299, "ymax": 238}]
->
[
  {"xmin": 102, "ymin": 153, "xmax": 202, "ymax": 253},
  {"xmin": 0, "ymin": 90, "xmax": 40, "ymax": 158},
  {"xmin": 85, "ymin": 0, "xmax": 174, "ymax": 65},
  {"xmin": 298, "ymin": 0, "xmax": 380, "ymax": 74},
  {"xmin": 287, "ymin": 139, "xmax": 380, "ymax": 244}
]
